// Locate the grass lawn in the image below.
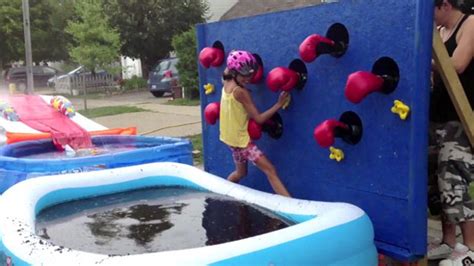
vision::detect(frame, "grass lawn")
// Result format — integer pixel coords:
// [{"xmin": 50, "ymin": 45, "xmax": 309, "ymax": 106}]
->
[
  {"xmin": 78, "ymin": 106, "xmax": 148, "ymax": 118},
  {"xmin": 165, "ymin": 98, "xmax": 200, "ymax": 106},
  {"xmin": 470, "ymin": 183, "xmax": 474, "ymax": 199},
  {"xmin": 186, "ymin": 134, "xmax": 203, "ymax": 166}
]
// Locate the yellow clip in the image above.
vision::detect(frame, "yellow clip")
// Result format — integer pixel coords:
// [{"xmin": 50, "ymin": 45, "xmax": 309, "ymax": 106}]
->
[
  {"xmin": 329, "ymin": 146, "xmax": 344, "ymax": 162},
  {"xmin": 391, "ymin": 100, "xmax": 410, "ymax": 120},
  {"xmin": 204, "ymin": 83, "xmax": 215, "ymax": 95},
  {"xmin": 282, "ymin": 94, "xmax": 291, "ymax": 110}
]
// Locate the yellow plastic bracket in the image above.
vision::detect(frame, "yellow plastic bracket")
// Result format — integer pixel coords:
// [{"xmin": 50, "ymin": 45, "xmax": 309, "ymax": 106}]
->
[
  {"xmin": 282, "ymin": 94, "xmax": 291, "ymax": 110},
  {"xmin": 391, "ymin": 100, "xmax": 410, "ymax": 120},
  {"xmin": 204, "ymin": 83, "xmax": 215, "ymax": 95},
  {"xmin": 329, "ymin": 146, "xmax": 344, "ymax": 162}
]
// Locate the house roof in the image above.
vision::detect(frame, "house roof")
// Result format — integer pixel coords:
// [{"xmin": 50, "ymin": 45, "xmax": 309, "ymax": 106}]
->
[{"xmin": 220, "ymin": 0, "xmax": 322, "ymax": 20}]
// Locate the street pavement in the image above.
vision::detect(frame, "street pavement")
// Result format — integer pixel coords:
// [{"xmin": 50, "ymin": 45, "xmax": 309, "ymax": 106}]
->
[{"xmin": 68, "ymin": 91, "xmax": 202, "ymax": 138}]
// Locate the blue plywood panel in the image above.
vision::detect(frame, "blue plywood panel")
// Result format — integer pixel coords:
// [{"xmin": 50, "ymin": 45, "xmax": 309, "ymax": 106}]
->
[{"xmin": 197, "ymin": 0, "xmax": 433, "ymax": 260}]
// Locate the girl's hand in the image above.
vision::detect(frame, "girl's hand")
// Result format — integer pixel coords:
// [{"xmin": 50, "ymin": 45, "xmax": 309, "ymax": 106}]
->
[{"xmin": 277, "ymin": 91, "xmax": 289, "ymax": 107}]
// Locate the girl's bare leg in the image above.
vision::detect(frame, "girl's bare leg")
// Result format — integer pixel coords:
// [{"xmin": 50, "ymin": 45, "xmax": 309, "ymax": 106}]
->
[{"xmin": 254, "ymin": 155, "xmax": 291, "ymax": 197}]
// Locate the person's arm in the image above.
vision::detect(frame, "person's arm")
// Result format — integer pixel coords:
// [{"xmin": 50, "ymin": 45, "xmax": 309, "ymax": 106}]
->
[
  {"xmin": 451, "ymin": 17, "xmax": 474, "ymax": 74},
  {"xmin": 234, "ymin": 88, "xmax": 288, "ymax": 124}
]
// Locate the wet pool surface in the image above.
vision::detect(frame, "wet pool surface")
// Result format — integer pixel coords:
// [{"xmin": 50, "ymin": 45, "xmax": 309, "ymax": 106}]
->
[
  {"xmin": 36, "ymin": 187, "xmax": 295, "ymax": 255},
  {"xmin": 20, "ymin": 143, "xmax": 161, "ymax": 159}
]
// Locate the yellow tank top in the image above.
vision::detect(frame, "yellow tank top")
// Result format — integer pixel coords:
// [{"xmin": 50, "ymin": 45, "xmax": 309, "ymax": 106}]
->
[{"xmin": 219, "ymin": 86, "xmax": 250, "ymax": 148}]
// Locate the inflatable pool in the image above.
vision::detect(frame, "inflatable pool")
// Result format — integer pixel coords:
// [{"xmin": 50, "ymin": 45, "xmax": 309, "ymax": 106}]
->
[
  {"xmin": 0, "ymin": 162, "xmax": 377, "ymax": 265},
  {"xmin": 0, "ymin": 136, "xmax": 192, "ymax": 194}
]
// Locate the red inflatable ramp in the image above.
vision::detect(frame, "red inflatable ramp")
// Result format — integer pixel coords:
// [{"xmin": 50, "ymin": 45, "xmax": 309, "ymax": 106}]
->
[{"xmin": 8, "ymin": 94, "xmax": 92, "ymax": 149}]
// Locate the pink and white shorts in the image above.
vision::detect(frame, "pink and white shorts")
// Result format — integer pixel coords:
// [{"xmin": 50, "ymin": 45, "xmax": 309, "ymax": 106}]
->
[{"xmin": 229, "ymin": 143, "xmax": 263, "ymax": 164}]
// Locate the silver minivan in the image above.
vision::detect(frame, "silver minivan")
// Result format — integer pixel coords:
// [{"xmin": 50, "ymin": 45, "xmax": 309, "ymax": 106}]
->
[{"xmin": 148, "ymin": 58, "xmax": 179, "ymax": 97}]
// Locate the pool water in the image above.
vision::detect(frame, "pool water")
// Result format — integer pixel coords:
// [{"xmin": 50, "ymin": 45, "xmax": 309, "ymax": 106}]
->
[
  {"xmin": 36, "ymin": 187, "xmax": 295, "ymax": 255},
  {"xmin": 20, "ymin": 143, "xmax": 161, "ymax": 159}
]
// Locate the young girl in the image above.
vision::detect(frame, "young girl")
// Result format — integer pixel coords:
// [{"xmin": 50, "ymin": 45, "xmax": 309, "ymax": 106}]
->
[{"xmin": 219, "ymin": 50, "xmax": 291, "ymax": 197}]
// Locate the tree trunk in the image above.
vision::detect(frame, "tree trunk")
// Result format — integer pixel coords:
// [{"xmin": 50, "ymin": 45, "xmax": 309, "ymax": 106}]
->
[{"xmin": 141, "ymin": 59, "xmax": 151, "ymax": 79}]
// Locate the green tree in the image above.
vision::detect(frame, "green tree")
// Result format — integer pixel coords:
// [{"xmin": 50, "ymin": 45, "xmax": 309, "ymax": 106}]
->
[
  {"xmin": 66, "ymin": 0, "xmax": 120, "ymax": 73},
  {"xmin": 0, "ymin": 0, "xmax": 23, "ymax": 68},
  {"xmin": 172, "ymin": 27, "xmax": 199, "ymax": 99},
  {"xmin": 37, "ymin": 0, "xmax": 76, "ymax": 63},
  {"xmin": 103, "ymin": 0, "xmax": 208, "ymax": 76},
  {"xmin": 0, "ymin": 0, "xmax": 75, "ymax": 67}
]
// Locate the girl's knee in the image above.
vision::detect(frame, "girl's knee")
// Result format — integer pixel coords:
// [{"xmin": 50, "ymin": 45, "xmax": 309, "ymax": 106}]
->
[
  {"xmin": 229, "ymin": 169, "xmax": 247, "ymax": 183},
  {"xmin": 237, "ymin": 171, "xmax": 247, "ymax": 180},
  {"xmin": 263, "ymin": 165, "xmax": 277, "ymax": 178},
  {"xmin": 237, "ymin": 167, "xmax": 247, "ymax": 177}
]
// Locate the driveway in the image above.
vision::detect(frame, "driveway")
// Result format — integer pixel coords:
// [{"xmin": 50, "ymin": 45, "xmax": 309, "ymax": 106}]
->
[{"xmin": 69, "ymin": 91, "xmax": 202, "ymax": 138}]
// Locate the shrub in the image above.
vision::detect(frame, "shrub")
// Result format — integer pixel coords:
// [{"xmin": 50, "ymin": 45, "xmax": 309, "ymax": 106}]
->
[
  {"xmin": 122, "ymin": 76, "xmax": 147, "ymax": 91},
  {"xmin": 172, "ymin": 28, "xmax": 200, "ymax": 100}
]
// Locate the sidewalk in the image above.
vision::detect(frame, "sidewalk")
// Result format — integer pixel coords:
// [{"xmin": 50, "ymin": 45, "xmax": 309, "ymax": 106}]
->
[{"xmin": 68, "ymin": 91, "xmax": 202, "ymax": 138}]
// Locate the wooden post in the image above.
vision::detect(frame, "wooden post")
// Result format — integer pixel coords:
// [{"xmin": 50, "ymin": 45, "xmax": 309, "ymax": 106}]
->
[
  {"xmin": 432, "ymin": 26, "xmax": 474, "ymax": 146},
  {"xmin": 82, "ymin": 75, "xmax": 88, "ymax": 111}
]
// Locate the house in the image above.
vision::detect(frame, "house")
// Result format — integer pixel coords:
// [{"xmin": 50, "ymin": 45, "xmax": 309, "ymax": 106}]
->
[
  {"xmin": 207, "ymin": 0, "xmax": 239, "ymax": 22},
  {"xmin": 220, "ymin": 0, "xmax": 323, "ymax": 20}
]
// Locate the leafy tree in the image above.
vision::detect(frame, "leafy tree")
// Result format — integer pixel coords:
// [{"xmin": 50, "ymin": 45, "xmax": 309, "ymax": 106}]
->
[
  {"xmin": 103, "ymin": 0, "xmax": 208, "ymax": 76},
  {"xmin": 66, "ymin": 0, "xmax": 120, "ymax": 73},
  {"xmin": 172, "ymin": 27, "xmax": 199, "ymax": 99},
  {"xmin": 29, "ymin": 0, "xmax": 56, "ymax": 63},
  {"xmin": 0, "ymin": 0, "xmax": 75, "ymax": 67},
  {"xmin": 37, "ymin": 0, "xmax": 76, "ymax": 63},
  {"xmin": 0, "ymin": 0, "xmax": 23, "ymax": 68}
]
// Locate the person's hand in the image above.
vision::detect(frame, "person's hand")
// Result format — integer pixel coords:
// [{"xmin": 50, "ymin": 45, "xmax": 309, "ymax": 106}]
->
[{"xmin": 277, "ymin": 91, "xmax": 289, "ymax": 108}]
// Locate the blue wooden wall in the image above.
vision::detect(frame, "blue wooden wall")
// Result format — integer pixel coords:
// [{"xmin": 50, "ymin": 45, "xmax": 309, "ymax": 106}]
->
[{"xmin": 197, "ymin": 0, "xmax": 433, "ymax": 260}]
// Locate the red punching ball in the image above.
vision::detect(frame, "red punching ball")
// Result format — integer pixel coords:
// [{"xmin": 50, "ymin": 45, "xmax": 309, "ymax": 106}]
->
[
  {"xmin": 299, "ymin": 34, "xmax": 335, "ymax": 63},
  {"xmin": 247, "ymin": 119, "xmax": 262, "ymax": 140},
  {"xmin": 345, "ymin": 71, "xmax": 384, "ymax": 104},
  {"xmin": 204, "ymin": 102, "xmax": 220, "ymax": 125},
  {"xmin": 313, "ymin": 119, "xmax": 348, "ymax": 148},
  {"xmin": 199, "ymin": 47, "xmax": 224, "ymax": 68},
  {"xmin": 266, "ymin": 67, "xmax": 299, "ymax": 92}
]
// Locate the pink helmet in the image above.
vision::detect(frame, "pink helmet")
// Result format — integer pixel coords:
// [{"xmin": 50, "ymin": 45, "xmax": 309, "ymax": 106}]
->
[{"xmin": 226, "ymin": 50, "xmax": 259, "ymax": 76}]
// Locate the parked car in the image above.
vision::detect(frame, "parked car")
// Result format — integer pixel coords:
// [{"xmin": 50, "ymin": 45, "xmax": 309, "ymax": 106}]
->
[
  {"xmin": 4, "ymin": 66, "xmax": 59, "ymax": 90},
  {"xmin": 148, "ymin": 58, "xmax": 179, "ymax": 97},
  {"xmin": 47, "ymin": 66, "xmax": 109, "ymax": 88}
]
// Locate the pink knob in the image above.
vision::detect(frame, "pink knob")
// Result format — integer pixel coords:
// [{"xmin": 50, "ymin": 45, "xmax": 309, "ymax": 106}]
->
[
  {"xmin": 248, "ymin": 119, "xmax": 262, "ymax": 140},
  {"xmin": 204, "ymin": 102, "xmax": 220, "ymax": 125},
  {"xmin": 199, "ymin": 47, "xmax": 224, "ymax": 68},
  {"xmin": 266, "ymin": 67, "xmax": 300, "ymax": 92},
  {"xmin": 250, "ymin": 62, "xmax": 264, "ymax": 84},
  {"xmin": 345, "ymin": 71, "xmax": 384, "ymax": 104},
  {"xmin": 313, "ymin": 119, "xmax": 349, "ymax": 148},
  {"xmin": 299, "ymin": 34, "xmax": 335, "ymax": 63}
]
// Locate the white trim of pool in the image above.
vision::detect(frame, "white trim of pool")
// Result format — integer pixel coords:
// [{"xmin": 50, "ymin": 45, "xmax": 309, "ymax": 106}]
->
[{"xmin": 0, "ymin": 162, "xmax": 377, "ymax": 265}]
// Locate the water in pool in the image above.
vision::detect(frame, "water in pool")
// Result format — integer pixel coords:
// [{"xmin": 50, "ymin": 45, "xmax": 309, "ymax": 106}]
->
[
  {"xmin": 36, "ymin": 187, "xmax": 295, "ymax": 255},
  {"xmin": 20, "ymin": 142, "xmax": 161, "ymax": 159}
]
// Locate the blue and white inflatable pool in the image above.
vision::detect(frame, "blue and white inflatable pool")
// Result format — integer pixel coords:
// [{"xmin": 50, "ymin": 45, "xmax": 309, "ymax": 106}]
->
[
  {"xmin": 0, "ymin": 162, "xmax": 377, "ymax": 265},
  {"xmin": 0, "ymin": 135, "xmax": 192, "ymax": 194}
]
